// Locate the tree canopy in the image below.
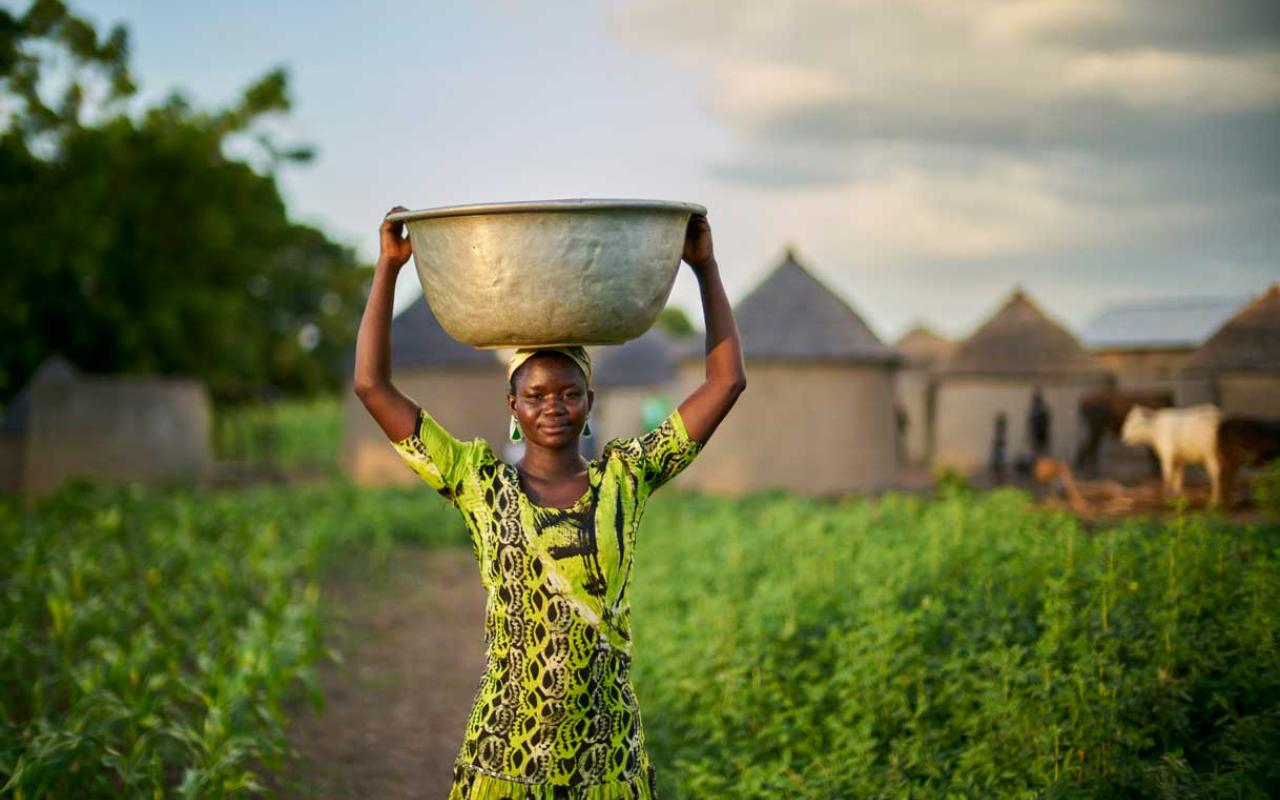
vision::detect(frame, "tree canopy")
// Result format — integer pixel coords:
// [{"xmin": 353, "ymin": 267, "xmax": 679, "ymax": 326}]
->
[
  {"xmin": 657, "ymin": 306, "xmax": 696, "ymax": 338},
  {"xmin": 0, "ymin": 0, "xmax": 367, "ymax": 404}
]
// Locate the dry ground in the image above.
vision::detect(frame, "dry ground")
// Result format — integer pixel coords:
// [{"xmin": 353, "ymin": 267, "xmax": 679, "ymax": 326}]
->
[{"xmin": 276, "ymin": 547, "xmax": 485, "ymax": 800}]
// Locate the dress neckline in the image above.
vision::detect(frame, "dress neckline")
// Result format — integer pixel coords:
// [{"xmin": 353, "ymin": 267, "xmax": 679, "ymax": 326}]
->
[{"xmin": 508, "ymin": 458, "xmax": 600, "ymax": 511}]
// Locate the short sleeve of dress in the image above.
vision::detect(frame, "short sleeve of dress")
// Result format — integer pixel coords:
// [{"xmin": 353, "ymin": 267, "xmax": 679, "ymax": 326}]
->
[
  {"xmin": 635, "ymin": 408, "xmax": 703, "ymax": 492},
  {"xmin": 389, "ymin": 407, "xmax": 484, "ymax": 504}
]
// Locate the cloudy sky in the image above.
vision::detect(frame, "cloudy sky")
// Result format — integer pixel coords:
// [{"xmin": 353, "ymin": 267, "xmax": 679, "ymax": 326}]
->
[{"xmin": 62, "ymin": 0, "xmax": 1280, "ymax": 341}]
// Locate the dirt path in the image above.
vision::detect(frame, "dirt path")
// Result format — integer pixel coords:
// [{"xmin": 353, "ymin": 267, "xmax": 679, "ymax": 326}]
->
[{"xmin": 278, "ymin": 547, "xmax": 486, "ymax": 799}]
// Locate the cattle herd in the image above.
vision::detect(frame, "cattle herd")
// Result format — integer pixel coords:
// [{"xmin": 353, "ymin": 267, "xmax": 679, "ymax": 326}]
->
[
  {"xmin": 1108, "ymin": 399, "xmax": 1280, "ymax": 508},
  {"xmin": 1037, "ymin": 392, "xmax": 1280, "ymax": 513}
]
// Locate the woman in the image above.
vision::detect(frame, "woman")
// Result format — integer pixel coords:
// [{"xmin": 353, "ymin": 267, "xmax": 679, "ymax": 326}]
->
[{"xmin": 353, "ymin": 205, "xmax": 746, "ymax": 798}]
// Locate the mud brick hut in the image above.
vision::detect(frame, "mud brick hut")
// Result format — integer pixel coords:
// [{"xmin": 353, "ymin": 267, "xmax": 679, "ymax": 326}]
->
[
  {"xmin": 591, "ymin": 327, "xmax": 680, "ymax": 445},
  {"xmin": 341, "ymin": 298, "xmax": 506, "ymax": 485},
  {"xmin": 674, "ymin": 249, "xmax": 900, "ymax": 496},
  {"xmin": 933, "ymin": 288, "xmax": 1112, "ymax": 472},
  {"xmin": 0, "ymin": 356, "xmax": 211, "ymax": 494},
  {"xmin": 893, "ymin": 325, "xmax": 957, "ymax": 467},
  {"xmin": 1080, "ymin": 294, "xmax": 1247, "ymax": 403},
  {"xmin": 1180, "ymin": 283, "xmax": 1280, "ymax": 419}
]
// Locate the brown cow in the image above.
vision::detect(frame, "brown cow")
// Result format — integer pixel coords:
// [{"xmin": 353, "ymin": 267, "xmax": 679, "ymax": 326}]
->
[
  {"xmin": 1218, "ymin": 416, "xmax": 1280, "ymax": 507},
  {"xmin": 1076, "ymin": 388, "xmax": 1173, "ymax": 476}
]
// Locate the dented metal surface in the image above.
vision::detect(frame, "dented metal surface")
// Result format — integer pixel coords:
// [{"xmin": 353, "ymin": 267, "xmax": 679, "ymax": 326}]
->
[{"xmin": 388, "ymin": 199, "xmax": 705, "ymax": 349}]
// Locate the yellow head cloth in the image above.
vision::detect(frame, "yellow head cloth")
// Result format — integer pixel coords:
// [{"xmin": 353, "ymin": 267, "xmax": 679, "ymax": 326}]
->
[{"xmin": 506, "ymin": 346, "xmax": 593, "ymax": 387}]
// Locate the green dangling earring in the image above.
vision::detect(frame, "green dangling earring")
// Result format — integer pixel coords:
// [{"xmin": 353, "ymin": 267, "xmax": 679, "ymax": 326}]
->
[
  {"xmin": 509, "ymin": 416, "xmax": 523, "ymax": 443},
  {"xmin": 582, "ymin": 418, "xmax": 593, "ymax": 439}
]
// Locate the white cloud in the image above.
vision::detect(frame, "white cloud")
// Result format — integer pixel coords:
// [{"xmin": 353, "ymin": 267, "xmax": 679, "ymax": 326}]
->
[
  {"xmin": 613, "ymin": 0, "xmax": 1279, "ymax": 268},
  {"xmin": 1064, "ymin": 49, "xmax": 1280, "ymax": 111},
  {"xmin": 973, "ymin": 0, "xmax": 1122, "ymax": 46},
  {"xmin": 743, "ymin": 156, "xmax": 1216, "ymax": 268},
  {"xmin": 843, "ymin": 165, "xmax": 1081, "ymax": 261},
  {"xmin": 710, "ymin": 58, "xmax": 845, "ymax": 128},
  {"xmin": 617, "ymin": 0, "xmax": 1280, "ymax": 138}
]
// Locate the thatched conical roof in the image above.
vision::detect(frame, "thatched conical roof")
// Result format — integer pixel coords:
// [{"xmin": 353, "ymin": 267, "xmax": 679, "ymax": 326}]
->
[
  {"xmin": 342, "ymin": 295, "xmax": 497, "ymax": 376},
  {"xmin": 389, "ymin": 296, "xmax": 497, "ymax": 370},
  {"xmin": 943, "ymin": 288, "xmax": 1106, "ymax": 377},
  {"xmin": 722, "ymin": 248, "xmax": 897, "ymax": 363},
  {"xmin": 1183, "ymin": 284, "xmax": 1280, "ymax": 372},
  {"xmin": 895, "ymin": 325, "xmax": 957, "ymax": 368},
  {"xmin": 2, "ymin": 355, "xmax": 78, "ymax": 434},
  {"xmin": 594, "ymin": 327, "xmax": 678, "ymax": 388}
]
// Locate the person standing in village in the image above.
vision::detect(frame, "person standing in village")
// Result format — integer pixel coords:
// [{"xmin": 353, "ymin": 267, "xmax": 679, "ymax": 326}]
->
[
  {"xmin": 352, "ymin": 205, "xmax": 746, "ymax": 798},
  {"xmin": 990, "ymin": 411, "xmax": 1008, "ymax": 484},
  {"xmin": 1029, "ymin": 387, "xmax": 1052, "ymax": 459}
]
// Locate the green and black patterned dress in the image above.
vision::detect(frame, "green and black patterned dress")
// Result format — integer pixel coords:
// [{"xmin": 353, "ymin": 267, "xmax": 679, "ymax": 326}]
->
[{"xmin": 390, "ymin": 406, "xmax": 703, "ymax": 799}]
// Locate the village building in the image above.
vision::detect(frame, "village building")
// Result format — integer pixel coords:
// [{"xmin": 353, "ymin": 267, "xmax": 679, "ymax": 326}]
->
[
  {"xmin": 893, "ymin": 325, "xmax": 957, "ymax": 466},
  {"xmin": 1181, "ymin": 283, "xmax": 1280, "ymax": 419},
  {"xmin": 590, "ymin": 328, "xmax": 681, "ymax": 446},
  {"xmin": 341, "ymin": 298, "xmax": 507, "ymax": 485},
  {"xmin": 1080, "ymin": 294, "xmax": 1247, "ymax": 403},
  {"xmin": 934, "ymin": 289, "xmax": 1111, "ymax": 473},
  {"xmin": 674, "ymin": 249, "xmax": 900, "ymax": 496},
  {"xmin": 0, "ymin": 356, "xmax": 211, "ymax": 493}
]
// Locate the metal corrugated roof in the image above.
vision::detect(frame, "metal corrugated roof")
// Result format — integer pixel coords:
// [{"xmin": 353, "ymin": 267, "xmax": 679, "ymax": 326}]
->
[{"xmin": 1080, "ymin": 295, "xmax": 1249, "ymax": 350}]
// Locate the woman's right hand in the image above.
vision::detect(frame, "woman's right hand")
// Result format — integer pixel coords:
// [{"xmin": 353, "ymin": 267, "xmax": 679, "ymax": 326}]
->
[{"xmin": 378, "ymin": 205, "xmax": 413, "ymax": 271}]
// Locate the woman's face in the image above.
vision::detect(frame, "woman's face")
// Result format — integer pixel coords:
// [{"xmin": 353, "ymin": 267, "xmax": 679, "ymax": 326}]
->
[{"xmin": 508, "ymin": 354, "xmax": 593, "ymax": 449}]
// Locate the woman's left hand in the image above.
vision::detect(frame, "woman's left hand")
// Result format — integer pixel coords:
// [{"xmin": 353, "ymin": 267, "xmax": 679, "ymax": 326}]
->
[{"xmin": 683, "ymin": 214, "xmax": 716, "ymax": 272}]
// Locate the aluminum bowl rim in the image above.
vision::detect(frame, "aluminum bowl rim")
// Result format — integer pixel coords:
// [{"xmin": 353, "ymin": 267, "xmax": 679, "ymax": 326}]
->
[{"xmin": 385, "ymin": 198, "xmax": 706, "ymax": 223}]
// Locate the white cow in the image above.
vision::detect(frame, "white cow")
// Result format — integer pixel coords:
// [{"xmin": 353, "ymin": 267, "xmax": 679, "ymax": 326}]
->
[{"xmin": 1120, "ymin": 404, "xmax": 1222, "ymax": 505}]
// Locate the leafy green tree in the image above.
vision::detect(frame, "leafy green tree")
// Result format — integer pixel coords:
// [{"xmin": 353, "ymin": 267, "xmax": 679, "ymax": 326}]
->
[
  {"xmin": 0, "ymin": 0, "xmax": 367, "ymax": 403},
  {"xmin": 657, "ymin": 305, "xmax": 696, "ymax": 338}
]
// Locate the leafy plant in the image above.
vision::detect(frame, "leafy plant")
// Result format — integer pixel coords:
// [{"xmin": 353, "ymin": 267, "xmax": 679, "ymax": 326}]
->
[
  {"xmin": 1251, "ymin": 459, "xmax": 1280, "ymax": 519},
  {"xmin": 631, "ymin": 491, "xmax": 1280, "ymax": 798},
  {"xmin": 6, "ymin": 476, "xmax": 1278, "ymax": 798},
  {"xmin": 213, "ymin": 396, "xmax": 344, "ymax": 476},
  {"xmin": 0, "ymin": 479, "xmax": 463, "ymax": 797}
]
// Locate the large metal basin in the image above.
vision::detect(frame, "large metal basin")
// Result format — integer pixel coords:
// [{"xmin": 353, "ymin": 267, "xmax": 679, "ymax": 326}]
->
[{"xmin": 386, "ymin": 199, "xmax": 706, "ymax": 349}]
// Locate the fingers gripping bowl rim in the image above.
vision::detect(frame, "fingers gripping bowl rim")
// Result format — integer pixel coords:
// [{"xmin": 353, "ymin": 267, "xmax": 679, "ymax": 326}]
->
[{"xmin": 388, "ymin": 199, "xmax": 707, "ymax": 350}]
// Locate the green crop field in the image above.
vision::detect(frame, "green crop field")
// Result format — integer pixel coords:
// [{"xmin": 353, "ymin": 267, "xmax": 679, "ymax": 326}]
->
[
  {"xmin": 2, "ymin": 478, "xmax": 1278, "ymax": 798},
  {"xmin": 0, "ymin": 480, "xmax": 463, "ymax": 798},
  {"xmin": 633, "ymin": 489, "xmax": 1280, "ymax": 799},
  {"xmin": 213, "ymin": 397, "xmax": 345, "ymax": 477}
]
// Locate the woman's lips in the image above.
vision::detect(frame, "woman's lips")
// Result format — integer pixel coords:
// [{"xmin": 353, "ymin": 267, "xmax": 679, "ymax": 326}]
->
[{"xmin": 540, "ymin": 422, "xmax": 569, "ymax": 433}]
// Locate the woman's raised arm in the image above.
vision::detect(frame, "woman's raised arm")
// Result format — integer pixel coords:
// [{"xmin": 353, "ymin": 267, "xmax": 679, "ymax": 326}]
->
[
  {"xmin": 676, "ymin": 214, "xmax": 747, "ymax": 444},
  {"xmin": 353, "ymin": 206, "xmax": 419, "ymax": 442}
]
